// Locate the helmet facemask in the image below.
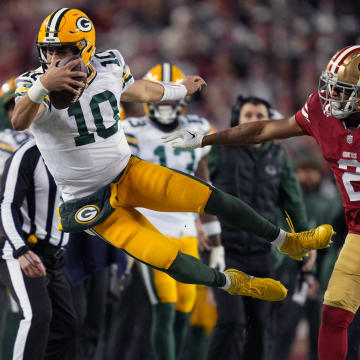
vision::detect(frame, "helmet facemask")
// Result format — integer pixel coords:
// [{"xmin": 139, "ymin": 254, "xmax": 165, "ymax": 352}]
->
[
  {"xmin": 148, "ymin": 99, "xmax": 186, "ymax": 132},
  {"xmin": 37, "ymin": 43, "xmax": 81, "ymax": 71},
  {"xmin": 318, "ymin": 71, "xmax": 360, "ymax": 119},
  {"xmin": 143, "ymin": 63, "xmax": 187, "ymax": 131}
]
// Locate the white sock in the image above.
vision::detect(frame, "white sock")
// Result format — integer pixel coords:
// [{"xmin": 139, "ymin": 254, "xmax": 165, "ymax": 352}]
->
[
  {"xmin": 271, "ymin": 229, "xmax": 287, "ymax": 247},
  {"xmin": 220, "ymin": 273, "xmax": 231, "ymax": 290}
]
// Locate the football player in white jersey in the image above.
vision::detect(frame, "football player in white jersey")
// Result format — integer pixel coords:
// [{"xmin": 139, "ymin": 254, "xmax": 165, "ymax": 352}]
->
[
  {"xmin": 0, "ymin": 78, "xmax": 31, "ymax": 174},
  {"xmin": 12, "ymin": 8, "xmax": 333, "ymax": 305},
  {"xmin": 122, "ymin": 63, "xmax": 222, "ymax": 360}
]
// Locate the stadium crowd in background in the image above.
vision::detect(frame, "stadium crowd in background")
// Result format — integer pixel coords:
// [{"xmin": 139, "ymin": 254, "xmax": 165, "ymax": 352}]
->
[
  {"xmin": 0, "ymin": 0, "xmax": 359, "ymax": 125},
  {"xmin": 0, "ymin": 0, "xmax": 358, "ymax": 194}
]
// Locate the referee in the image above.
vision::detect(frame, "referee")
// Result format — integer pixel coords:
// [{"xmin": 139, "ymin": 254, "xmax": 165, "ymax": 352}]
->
[{"xmin": 0, "ymin": 138, "xmax": 76, "ymax": 360}]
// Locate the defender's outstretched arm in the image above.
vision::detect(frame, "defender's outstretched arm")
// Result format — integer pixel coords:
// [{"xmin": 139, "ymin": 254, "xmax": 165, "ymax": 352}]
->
[
  {"xmin": 163, "ymin": 115, "xmax": 304, "ymax": 149},
  {"xmin": 203, "ymin": 115, "xmax": 303, "ymax": 146}
]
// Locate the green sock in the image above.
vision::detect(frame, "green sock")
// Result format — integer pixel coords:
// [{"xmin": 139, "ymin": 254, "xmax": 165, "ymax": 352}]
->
[
  {"xmin": 174, "ymin": 311, "xmax": 190, "ymax": 358},
  {"xmin": 187, "ymin": 326, "xmax": 210, "ymax": 360},
  {"xmin": 205, "ymin": 186, "xmax": 280, "ymax": 241},
  {"xmin": 164, "ymin": 252, "xmax": 226, "ymax": 288},
  {"xmin": 151, "ymin": 303, "xmax": 176, "ymax": 360}
]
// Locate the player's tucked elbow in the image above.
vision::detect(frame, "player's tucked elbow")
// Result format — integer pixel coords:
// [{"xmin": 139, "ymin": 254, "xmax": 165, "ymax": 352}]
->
[
  {"xmin": 11, "ymin": 110, "xmax": 30, "ymax": 131},
  {"xmin": 11, "ymin": 100, "xmax": 39, "ymax": 130},
  {"xmin": 11, "ymin": 115, "xmax": 23, "ymax": 130}
]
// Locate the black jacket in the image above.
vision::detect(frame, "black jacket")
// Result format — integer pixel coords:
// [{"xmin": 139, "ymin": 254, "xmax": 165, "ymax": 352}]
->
[{"xmin": 209, "ymin": 142, "xmax": 308, "ymax": 255}]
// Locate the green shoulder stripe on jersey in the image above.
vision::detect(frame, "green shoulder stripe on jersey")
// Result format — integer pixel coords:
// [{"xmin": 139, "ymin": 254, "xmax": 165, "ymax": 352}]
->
[
  {"xmin": 43, "ymin": 97, "xmax": 50, "ymax": 107},
  {"xmin": 123, "ymin": 74, "xmax": 133, "ymax": 87},
  {"xmin": 128, "ymin": 143, "xmax": 139, "ymax": 151},
  {"xmin": 125, "ymin": 133, "xmax": 139, "ymax": 144},
  {"xmin": 125, "ymin": 133, "xmax": 139, "ymax": 151}
]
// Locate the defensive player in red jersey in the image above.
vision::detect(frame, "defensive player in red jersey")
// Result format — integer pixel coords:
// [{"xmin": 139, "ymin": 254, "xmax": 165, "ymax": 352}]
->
[{"xmin": 164, "ymin": 45, "xmax": 360, "ymax": 360}]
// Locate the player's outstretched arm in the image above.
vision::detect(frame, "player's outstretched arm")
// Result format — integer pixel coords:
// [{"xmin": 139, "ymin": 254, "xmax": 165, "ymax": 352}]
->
[
  {"xmin": 121, "ymin": 76, "xmax": 206, "ymax": 103},
  {"xmin": 203, "ymin": 115, "xmax": 303, "ymax": 146},
  {"xmin": 163, "ymin": 115, "xmax": 303, "ymax": 149}
]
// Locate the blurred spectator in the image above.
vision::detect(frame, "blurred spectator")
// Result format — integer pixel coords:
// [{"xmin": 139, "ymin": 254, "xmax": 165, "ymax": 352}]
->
[{"xmin": 0, "ymin": 0, "xmax": 359, "ymax": 131}]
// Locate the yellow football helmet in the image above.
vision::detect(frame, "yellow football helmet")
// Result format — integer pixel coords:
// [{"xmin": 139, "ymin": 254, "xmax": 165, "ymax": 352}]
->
[
  {"xmin": 144, "ymin": 63, "xmax": 186, "ymax": 132},
  {"xmin": 319, "ymin": 45, "xmax": 360, "ymax": 119},
  {"xmin": 37, "ymin": 8, "xmax": 96, "ymax": 70},
  {"xmin": 0, "ymin": 78, "xmax": 16, "ymax": 130}
]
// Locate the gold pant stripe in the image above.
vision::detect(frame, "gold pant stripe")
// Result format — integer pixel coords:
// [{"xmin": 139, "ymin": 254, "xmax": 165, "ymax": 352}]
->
[{"xmin": 324, "ymin": 233, "xmax": 360, "ymax": 313}]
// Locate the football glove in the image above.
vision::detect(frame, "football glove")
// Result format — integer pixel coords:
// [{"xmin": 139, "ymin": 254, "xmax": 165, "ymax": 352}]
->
[
  {"xmin": 161, "ymin": 129, "xmax": 204, "ymax": 149},
  {"xmin": 209, "ymin": 245, "xmax": 226, "ymax": 272}
]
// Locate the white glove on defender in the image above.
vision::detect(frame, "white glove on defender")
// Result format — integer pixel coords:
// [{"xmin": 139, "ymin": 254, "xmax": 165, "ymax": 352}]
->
[
  {"xmin": 209, "ymin": 245, "xmax": 226, "ymax": 272},
  {"xmin": 161, "ymin": 129, "xmax": 204, "ymax": 149}
]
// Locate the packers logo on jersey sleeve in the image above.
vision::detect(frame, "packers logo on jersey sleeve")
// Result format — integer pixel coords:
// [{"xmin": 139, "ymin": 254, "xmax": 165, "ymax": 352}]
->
[{"xmin": 75, "ymin": 205, "xmax": 100, "ymax": 223}]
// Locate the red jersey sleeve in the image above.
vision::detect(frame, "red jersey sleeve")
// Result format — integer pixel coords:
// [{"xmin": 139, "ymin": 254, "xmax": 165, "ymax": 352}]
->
[{"xmin": 295, "ymin": 92, "xmax": 318, "ymax": 136}]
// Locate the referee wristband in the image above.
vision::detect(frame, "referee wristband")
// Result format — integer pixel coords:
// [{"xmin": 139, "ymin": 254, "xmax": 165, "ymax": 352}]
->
[
  {"xmin": 14, "ymin": 245, "xmax": 30, "ymax": 259},
  {"xmin": 27, "ymin": 78, "xmax": 49, "ymax": 104},
  {"xmin": 202, "ymin": 221, "xmax": 221, "ymax": 236},
  {"xmin": 160, "ymin": 83, "xmax": 187, "ymax": 101}
]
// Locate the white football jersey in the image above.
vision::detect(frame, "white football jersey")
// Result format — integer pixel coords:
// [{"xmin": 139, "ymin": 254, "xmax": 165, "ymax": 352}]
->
[
  {"xmin": 122, "ymin": 115, "xmax": 212, "ymax": 238},
  {"xmin": 15, "ymin": 49, "xmax": 134, "ymax": 201},
  {"xmin": 0, "ymin": 129, "xmax": 31, "ymax": 175}
]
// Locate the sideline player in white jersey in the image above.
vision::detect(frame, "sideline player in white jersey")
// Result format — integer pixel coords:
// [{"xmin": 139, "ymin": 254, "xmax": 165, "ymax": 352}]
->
[
  {"xmin": 122, "ymin": 63, "xmax": 222, "ymax": 360},
  {"xmin": 12, "ymin": 8, "xmax": 333, "ymax": 304},
  {"xmin": 0, "ymin": 78, "xmax": 31, "ymax": 174}
]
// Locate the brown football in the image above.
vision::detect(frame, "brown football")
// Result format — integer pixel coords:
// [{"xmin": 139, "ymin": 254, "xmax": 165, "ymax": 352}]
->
[{"xmin": 49, "ymin": 55, "xmax": 87, "ymax": 110}]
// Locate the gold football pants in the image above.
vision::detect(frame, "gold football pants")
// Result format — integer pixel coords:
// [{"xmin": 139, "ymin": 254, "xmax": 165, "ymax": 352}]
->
[
  {"xmin": 324, "ymin": 233, "xmax": 360, "ymax": 313},
  {"xmin": 190, "ymin": 285, "xmax": 218, "ymax": 335},
  {"xmin": 92, "ymin": 157, "xmax": 212, "ymax": 270},
  {"xmin": 139, "ymin": 236, "xmax": 199, "ymax": 312}
]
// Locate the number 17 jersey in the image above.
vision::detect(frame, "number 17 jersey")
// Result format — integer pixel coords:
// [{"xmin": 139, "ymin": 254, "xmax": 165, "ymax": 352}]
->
[
  {"xmin": 15, "ymin": 49, "xmax": 134, "ymax": 201},
  {"xmin": 122, "ymin": 115, "xmax": 212, "ymax": 238},
  {"xmin": 295, "ymin": 92, "xmax": 360, "ymax": 233}
]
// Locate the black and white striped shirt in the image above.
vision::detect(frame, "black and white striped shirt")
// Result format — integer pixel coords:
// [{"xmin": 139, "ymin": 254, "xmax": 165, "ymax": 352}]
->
[{"xmin": 0, "ymin": 139, "xmax": 69, "ymax": 260}]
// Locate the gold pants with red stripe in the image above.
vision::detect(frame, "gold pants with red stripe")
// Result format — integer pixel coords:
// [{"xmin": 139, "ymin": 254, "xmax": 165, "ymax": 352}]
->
[
  {"xmin": 139, "ymin": 236, "xmax": 199, "ymax": 312},
  {"xmin": 92, "ymin": 157, "xmax": 212, "ymax": 270},
  {"xmin": 324, "ymin": 233, "xmax": 360, "ymax": 313}
]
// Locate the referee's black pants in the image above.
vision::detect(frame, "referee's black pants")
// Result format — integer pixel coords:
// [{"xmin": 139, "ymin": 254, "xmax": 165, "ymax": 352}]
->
[
  {"xmin": 0, "ymin": 254, "xmax": 77, "ymax": 360},
  {"xmin": 207, "ymin": 252, "xmax": 274, "ymax": 360}
]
